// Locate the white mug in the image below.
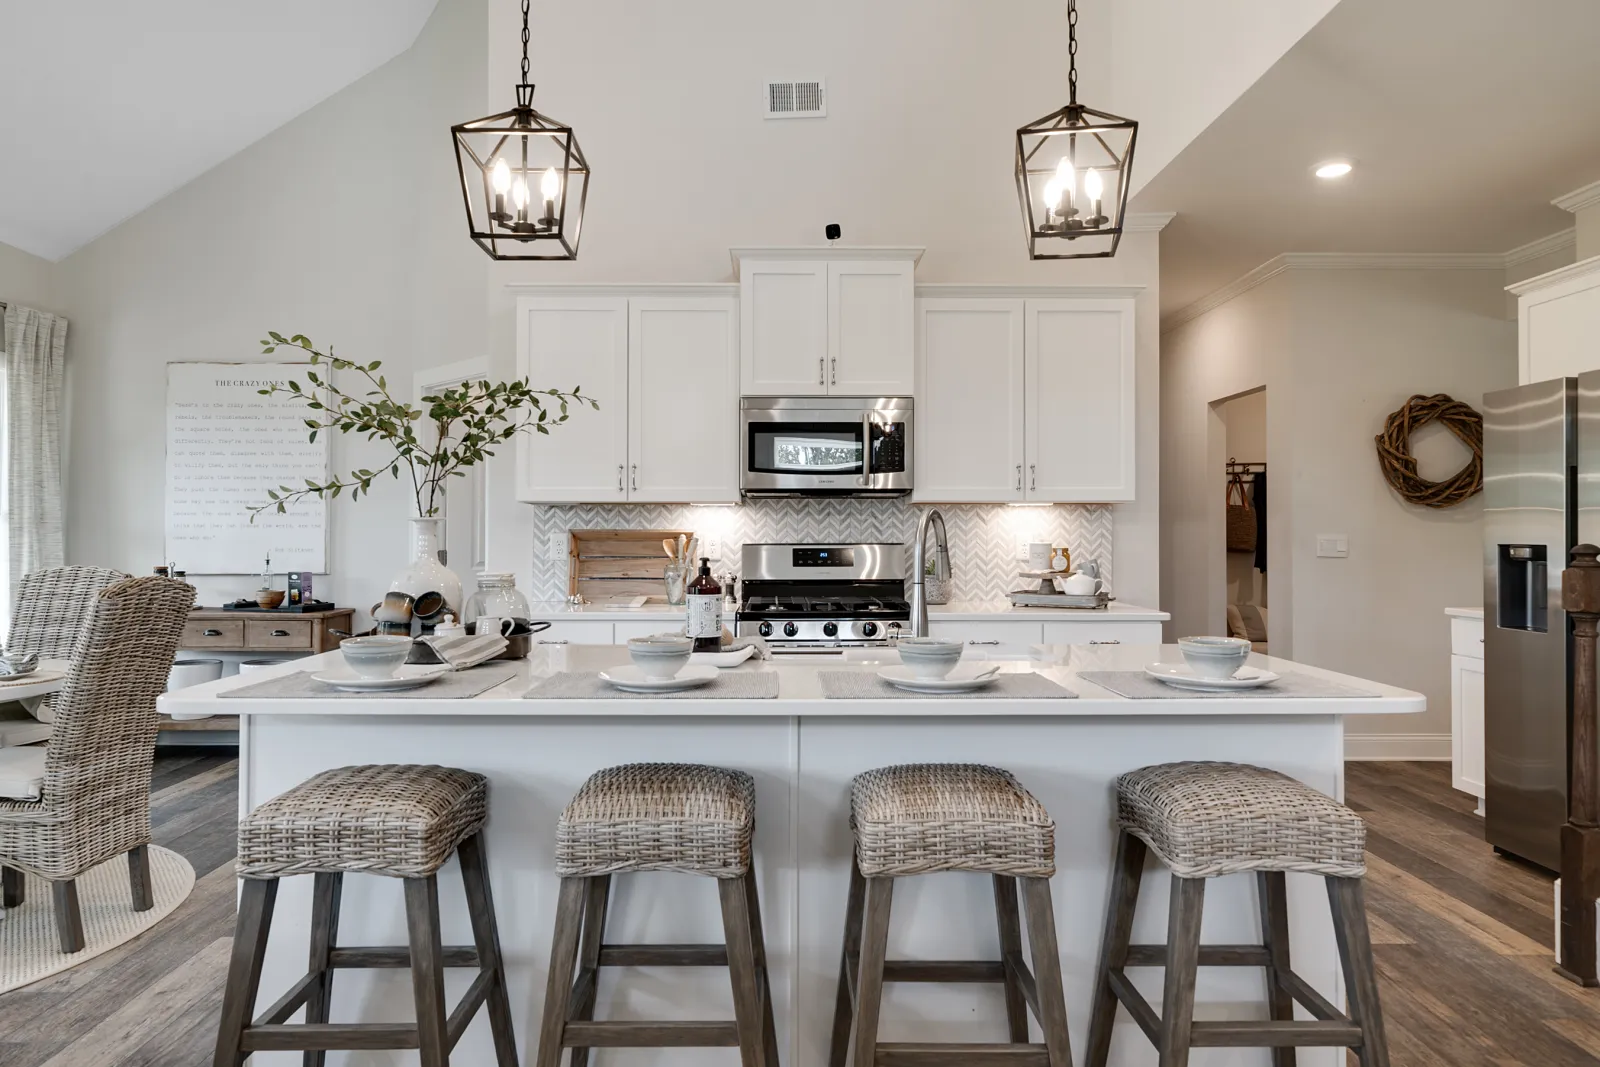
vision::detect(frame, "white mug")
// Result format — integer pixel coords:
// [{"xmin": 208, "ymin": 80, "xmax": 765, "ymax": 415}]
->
[
  {"xmin": 1056, "ymin": 573, "xmax": 1104, "ymax": 596},
  {"xmin": 474, "ymin": 616, "xmax": 516, "ymax": 637},
  {"xmin": 1026, "ymin": 542, "xmax": 1053, "ymax": 571}
]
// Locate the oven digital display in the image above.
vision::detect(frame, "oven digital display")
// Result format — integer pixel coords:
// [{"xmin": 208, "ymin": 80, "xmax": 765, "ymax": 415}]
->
[{"xmin": 793, "ymin": 548, "xmax": 856, "ymax": 568}]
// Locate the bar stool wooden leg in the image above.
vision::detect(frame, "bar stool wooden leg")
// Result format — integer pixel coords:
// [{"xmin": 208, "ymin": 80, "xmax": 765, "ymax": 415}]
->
[
  {"xmin": 828, "ymin": 858, "xmax": 867, "ymax": 1067},
  {"xmin": 743, "ymin": 868, "xmax": 782, "ymax": 1067},
  {"xmin": 1257, "ymin": 871, "xmax": 1298, "ymax": 1067},
  {"xmin": 1158, "ymin": 875, "xmax": 1206, "ymax": 1067},
  {"xmin": 404, "ymin": 875, "xmax": 450, "ymax": 1067},
  {"xmin": 213, "ymin": 878, "xmax": 279, "ymax": 1067},
  {"xmin": 992, "ymin": 875, "xmax": 1031, "ymax": 1043},
  {"xmin": 1022, "ymin": 876, "xmax": 1074, "ymax": 1067},
  {"xmin": 128, "ymin": 844, "xmax": 154, "ymax": 912},
  {"xmin": 302, "ymin": 872, "xmax": 343, "ymax": 1067},
  {"xmin": 719, "ymin": 873, "xmax": 768, "ymax": 1067},
  {"xmin": 51, "ymin": 879, "xmax": 84, "ymax": 953},
  {"xmin": 1328, "ymin": 876, "xmax": 1390, "ymax": 1067},
  {"xmin": 458, "ymin": 833, "xmax": 520, "ymax": 1067},
  {"xmin": 535, "ymin": 876, "xmax": 587, "ymax": 1067},
  {"xmin": 1086, "ymin": 830, "xmax": 1147, "ymax": 1067},
  {"xmin": 851, "ymin": 876, "xmax": 894, "ymax": 1067},
  {"xmin": 1, "ymin": 864, "xmax": 23, "ymax": 907},
  {"xmin": 567, "ymin": 874, "xmax": 611, "ymax": 1067}
]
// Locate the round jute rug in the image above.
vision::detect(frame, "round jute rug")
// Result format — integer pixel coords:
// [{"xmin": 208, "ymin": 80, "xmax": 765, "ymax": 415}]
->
[{"xmin": 0, "ymin": 845, "xmax": 195, "ymax": 993}]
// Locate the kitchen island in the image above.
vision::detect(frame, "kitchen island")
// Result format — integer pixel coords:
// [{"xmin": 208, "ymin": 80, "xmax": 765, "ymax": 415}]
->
[{"xmin": 162, "ymin": 644, "xmax": 1421, "ymax": 1067}]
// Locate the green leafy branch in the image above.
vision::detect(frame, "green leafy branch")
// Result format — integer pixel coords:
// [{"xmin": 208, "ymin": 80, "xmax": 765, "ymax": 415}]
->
[{"xmin": 249, "ymin": 332, "xmax": 597, "ymax": 521}]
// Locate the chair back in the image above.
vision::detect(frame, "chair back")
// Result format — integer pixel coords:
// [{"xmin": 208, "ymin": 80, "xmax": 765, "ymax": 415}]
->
[
  {"xmin": 9, "ymin": 565, "xmax": 129, "ymax": 657},
  {"xmin": 41, "ymin": 576, "xmax": 195, "ymax": 816}
]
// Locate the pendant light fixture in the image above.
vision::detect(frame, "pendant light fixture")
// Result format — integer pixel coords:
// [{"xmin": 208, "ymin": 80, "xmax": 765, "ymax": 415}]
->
[
  {"xmin": 451, "ymin": 0, "xmax": 589, "ymax": 260},
  {"xmin": 1015, "ymin": 0, "xmax": 1137, "ymax": 259}
]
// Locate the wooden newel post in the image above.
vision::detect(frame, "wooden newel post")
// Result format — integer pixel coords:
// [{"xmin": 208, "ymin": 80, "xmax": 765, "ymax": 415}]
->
[{"xmin": 1560, "ymin": 543, "xmax": 1600, "ymax": 986}]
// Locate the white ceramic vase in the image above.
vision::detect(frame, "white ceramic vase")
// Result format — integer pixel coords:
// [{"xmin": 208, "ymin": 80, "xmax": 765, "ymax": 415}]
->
[{"xmin": 389, "ymin": 516, "xmax": 463, "ymax": 616}]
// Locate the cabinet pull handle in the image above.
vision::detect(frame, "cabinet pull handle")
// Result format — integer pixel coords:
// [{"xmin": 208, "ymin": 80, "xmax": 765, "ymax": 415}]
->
[
  {"xmin": 617, "ymin": 465, "xmax": 624, "ymax": 492},
  {"xmin": 818, "ymin": 357, "xmax": 825, "ymax": 385},
  {"xmin": 967, "ymin": 639, "xmax": 1001, "ymax": 646},
  {"xmin": 269, "ymin": 629, "xmax": 290, "ymax": 638},
  {"xmin": 537, "ymin": 639, "xmax": 569, "ymax": 645},
  {"xmin": 1030, "ymin": 464, "xmax": 1037, "ymax": 491},
  {"xmin": 831, "ymin": 358, "xmax": 837, "ymax": 385},
  {"xmin": 201, "ymin": 628, "xmax": 222, "ymax": 637},
  {"xmin": 1015, "ymin": 464, "xmax": 1022, "ymax": 491},
  {"xmin": 1089, "ymin": 639, "xmax": 1121, "ymax": 645},
  {"xmin": 631, "ymin": 464, "xmax": 638, "ymax": 491}
]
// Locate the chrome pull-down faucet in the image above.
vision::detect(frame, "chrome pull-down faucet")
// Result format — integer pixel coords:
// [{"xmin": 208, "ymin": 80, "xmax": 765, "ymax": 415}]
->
[{"xmin": 909, "ymin": 509, "xmax": 950, "ymax": 637}]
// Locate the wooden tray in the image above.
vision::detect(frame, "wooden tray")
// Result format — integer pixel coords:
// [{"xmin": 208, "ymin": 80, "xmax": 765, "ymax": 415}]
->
[
  {"xmin": 1006, "ymin": 589, "xmax": 1113, "ymax": 609},
  {"xmin": 569, "ymin": 528, "xmax": 695, "ymax": 602}
]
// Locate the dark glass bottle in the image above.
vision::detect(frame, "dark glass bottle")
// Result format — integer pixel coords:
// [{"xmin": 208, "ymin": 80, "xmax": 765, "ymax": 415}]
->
[{"xmin": 685, "ymin": 557, "xmax": 723, "ymax": 652}]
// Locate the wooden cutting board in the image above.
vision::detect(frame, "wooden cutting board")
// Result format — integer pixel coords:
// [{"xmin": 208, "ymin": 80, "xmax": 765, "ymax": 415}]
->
[{"xmin": 568, "ymin": 528, "xmax": 695, "ymax": 602}]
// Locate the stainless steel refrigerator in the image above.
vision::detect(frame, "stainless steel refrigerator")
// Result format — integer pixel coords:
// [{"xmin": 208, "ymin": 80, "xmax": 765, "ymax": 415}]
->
[{"xmin": 1483, "ymin": 377, "xmax": 1577, "ymax": 870}]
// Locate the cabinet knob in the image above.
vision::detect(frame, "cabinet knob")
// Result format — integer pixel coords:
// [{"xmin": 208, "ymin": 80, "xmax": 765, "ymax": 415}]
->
[
  {"xmin": 270, "ymin": 629, "xmax": 290, "ymax": 638},
  {"xmin": 202, "ymin": 628, "xmax": 222, "ymax": 637}
]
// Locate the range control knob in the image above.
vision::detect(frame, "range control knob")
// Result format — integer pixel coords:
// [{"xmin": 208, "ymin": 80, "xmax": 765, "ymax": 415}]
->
[
  {"xmin": 783, "ymin": 622, "xmax": 799, "ymax": 638},
  {"xmin": 861, "ymin": 621, "xmax": 879, "ymax": 638},
  {"xmin": 757, "ymin": 621, "xmax": 773, "ymax": 638},
  {"xmin": 822, "ymin": 621, "xmax": 839, "ymax": 638}
]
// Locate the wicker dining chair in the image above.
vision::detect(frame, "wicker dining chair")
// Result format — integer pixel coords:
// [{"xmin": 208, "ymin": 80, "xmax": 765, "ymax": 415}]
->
[{"xmin": 0, "ymin": 575, "xmax": 195, "ymax": 952}]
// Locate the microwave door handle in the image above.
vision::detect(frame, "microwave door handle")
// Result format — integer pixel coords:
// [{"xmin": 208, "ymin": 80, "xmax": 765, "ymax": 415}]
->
[{"xmin": 862, "ymin": 414, "xmax": 872, "ymax": 480}]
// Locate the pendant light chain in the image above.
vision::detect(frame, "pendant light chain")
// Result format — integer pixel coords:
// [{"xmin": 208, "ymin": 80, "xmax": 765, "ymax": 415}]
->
[
  {"xmin": 1067, "ymin": 0, "xmax": 1079, "ymax": 106},
  {"xmin": 519, "ymin": 0, "xmax": 531, "ymax": 85}
]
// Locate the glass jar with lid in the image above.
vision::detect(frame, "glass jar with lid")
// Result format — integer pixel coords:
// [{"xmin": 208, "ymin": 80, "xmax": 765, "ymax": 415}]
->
[{"xmin": 462, "ymin": 573, "xmax": 531, "ymax": 628}]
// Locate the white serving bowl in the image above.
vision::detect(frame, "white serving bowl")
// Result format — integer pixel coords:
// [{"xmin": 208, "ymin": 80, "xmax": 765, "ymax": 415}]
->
[
  {"xmin": 628, "ymin": 635, "xmax": 694, "ymax": 680},
  {"xmin": 895, "ymin": 637, "xmax": 965, "ymax": 680},
  {"xmin": 340, "ymin": 635, "xmax": 414, "ymax": 679},
  {"xmin": 1177, "ymin": 636, "xmax": 1252, "ymax": 680}
]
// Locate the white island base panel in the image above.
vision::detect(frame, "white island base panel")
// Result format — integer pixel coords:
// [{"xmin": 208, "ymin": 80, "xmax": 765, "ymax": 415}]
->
[{"xmin": 177, "ymin": 645, "xmax": 1425, "ymax": 1067}]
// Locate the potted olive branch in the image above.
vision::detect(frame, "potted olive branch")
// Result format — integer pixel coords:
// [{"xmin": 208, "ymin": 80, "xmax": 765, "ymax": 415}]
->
[{"xmin": 249, "ymin": 330, "xmax": 597, "ymax": 614}]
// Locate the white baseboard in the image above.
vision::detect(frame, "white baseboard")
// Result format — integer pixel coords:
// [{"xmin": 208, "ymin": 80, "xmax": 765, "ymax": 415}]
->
[{"xmin": 1344, "ymin": 733, "xmax": 1451, "ymax": 761}]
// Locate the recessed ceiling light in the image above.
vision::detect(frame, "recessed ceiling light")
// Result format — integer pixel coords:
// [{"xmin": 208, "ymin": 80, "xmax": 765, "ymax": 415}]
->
[{"xmin": 1314, "ymin": 160, "xmax": 1353, "ymax": 179}]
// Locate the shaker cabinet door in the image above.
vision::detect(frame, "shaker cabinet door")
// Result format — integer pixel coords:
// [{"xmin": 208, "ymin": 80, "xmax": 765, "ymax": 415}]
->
[
  {"xmin": 1452, "ymin": 654, "xmax": 1486, "ymax": 799},
  {"xmin": 628, "ymin": 297, "xmax": 739, "ymax": 503},
  {"xmin": 516, "ymin": 297, "xmax": 630, "ymax": 503},
  {"xmin": 740, "ymin": 261, "xmax": 829, "ymax": 395},
  {"xmin": 1024, "ymin": 298, "xmax": 1136, "ymax": 502},
  {"xmin": 829, "ymin": 260, "xmax": 915, "ymax": 395},
  {"xmin": 914, "ymin": 298, "xmax": 1025, "ymax": 502}
]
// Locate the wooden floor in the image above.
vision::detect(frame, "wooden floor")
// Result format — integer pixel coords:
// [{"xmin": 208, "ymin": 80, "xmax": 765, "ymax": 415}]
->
[{"xmin": 0, "ymin": 756, "xmax": 1597, "ymax": 1065}]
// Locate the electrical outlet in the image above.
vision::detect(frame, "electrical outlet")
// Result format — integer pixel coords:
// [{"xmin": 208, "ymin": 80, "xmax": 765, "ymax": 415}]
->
[
  {"xmin": 548, "ymin": 531, "xmax": 568, "ymax": 560},
  {"xmin": 702, "ymin": 536, "xmax": 722, "ymax": 561},
  {"xmin": 1016, "ymin": 539, "xmax": 1030, "ymax": 560},
  {"xmin": 1316, "ymin": 534, "xmax": 1349, "ymax": 558}
]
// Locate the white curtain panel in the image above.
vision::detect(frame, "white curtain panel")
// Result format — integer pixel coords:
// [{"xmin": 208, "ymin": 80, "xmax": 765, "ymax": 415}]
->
[{"xmin": 2, "ymin": 305, "xmax": 67, "ymax": 605}]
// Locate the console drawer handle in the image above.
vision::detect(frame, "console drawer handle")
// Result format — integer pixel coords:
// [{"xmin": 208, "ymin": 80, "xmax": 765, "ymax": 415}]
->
[
  {"xmin": 202, "ymin": 628, "xmax": 223, "ymax": 637},
  {"xmin": 270, "ymin": 629, "xmax": 291, "ymax": 638}
]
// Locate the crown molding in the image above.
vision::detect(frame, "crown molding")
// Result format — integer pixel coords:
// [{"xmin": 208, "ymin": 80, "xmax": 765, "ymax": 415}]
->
[
  {"xmin": 1554, "ymin": 178, "xmax": 1600, "ymax": 214},
  {"xmin": 916, "ymin": 283, "xmax": 1145, "ymax": 300},
  {"xmin": 1123, "ymin": 211, "xmax": 1177, "ymax": 232},
  {"xmin": 1504, "ymin": 228, "xmax": 1576, "ymax": 267},
  {"xmin": 1506, "ymin": 253, "xmax": 1600, "ymax": 297},
  {"xmin": 1161, "ymin": 256, "xmax": 1293, "ymax": 333}
]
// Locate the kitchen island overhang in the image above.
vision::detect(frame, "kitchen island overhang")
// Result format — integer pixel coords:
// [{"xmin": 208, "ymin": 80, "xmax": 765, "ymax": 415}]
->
[{"xmin": 164, "ymin": 644, "xmax": 1420, "ymax": 1067}]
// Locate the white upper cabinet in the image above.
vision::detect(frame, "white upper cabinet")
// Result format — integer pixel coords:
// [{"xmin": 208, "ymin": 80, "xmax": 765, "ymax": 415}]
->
[
  {"xmin": 1512, "ymin": 258, "xmax": 1600, "ymax": 383},
  {"xmin": 915, "ymin": 291, "xmax": 1137, "ymax": 503},
  {"xmin": 1026, "ymin": 298, "xmax": 1136, "ymax": 502},
  {"xmin": 915, "ymin": 298, "xmax": 1025, "ymax": 502},
  {"xmin": 628, "ymin": 297, "xmax": 739, "ymax": 503},
  {"xmin": 516, "ymin": 296, "xmax": 630, "ymax": 503},
  {"xmin": 735, "ymin": 249, "xmax": 921, "ymax": 396},
  {"xmin": 516, "ymin": 291, "xmax": 738, "ymax": 504}
]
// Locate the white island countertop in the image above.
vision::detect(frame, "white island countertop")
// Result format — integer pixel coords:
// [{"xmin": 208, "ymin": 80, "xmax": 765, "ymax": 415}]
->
[{"xmin": 523, "ymin": 599, "xmax": 1169, "ymax": 623}]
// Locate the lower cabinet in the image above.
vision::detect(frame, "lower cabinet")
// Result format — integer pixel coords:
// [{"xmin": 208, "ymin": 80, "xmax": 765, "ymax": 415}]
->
[
  {"xmin": 1041, "ymin": 620, "xmax": 1163, "ymax": 646},
  {"xmin": 532, "ymin": 620, "xmax": 618, "ymax": 645},
  {"xmin": 1448, "ymin": 614, "xmax": 1486, "ymax": 807},
  {"xmin": 928, "ymin": 620, "xmax": 1044, "ymax": 646},
  {"xmin": 929, "ymin": 618, "xmax": 1163, "ymax": 646}
]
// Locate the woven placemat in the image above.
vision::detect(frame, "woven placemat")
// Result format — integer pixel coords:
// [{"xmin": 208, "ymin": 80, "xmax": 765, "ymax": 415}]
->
[
  {"xmin": 816, "ymin": 670, "xmax": 1075, "ymax": 699},
  {"xmin": 523, "ymin": 670, "xmax": 780, "ymax": 700},
  {"xmin": 1076, "ymin": 670, "xmax": 1379, "ymax": 700},
  {"xmin": 220, "ymin": 665, "xmax": 519, "ymax": 700}
]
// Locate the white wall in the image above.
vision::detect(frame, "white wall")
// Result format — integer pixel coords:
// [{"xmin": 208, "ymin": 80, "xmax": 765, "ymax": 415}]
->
[
  {"xmin": 0, "ymin": 240, "xmax": 59, "ymax": 314},
  {"xmin": 1578, "ymin": 203, "xmax": 1600, "ymax": 261},
  {"xmin": 55, "ymin": 0, "xmax": 488, "ymax": 613}
]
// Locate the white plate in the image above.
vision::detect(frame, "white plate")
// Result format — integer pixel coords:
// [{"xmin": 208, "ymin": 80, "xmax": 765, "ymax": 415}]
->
[
  {"xmin": 690, "ymin": 645, "xmax": 757, "ymax": 668},
  {"xmin": 599, "ymin": 664, "xmax": 720, "ymax": 693},
  {"xmin": 877, "ymin": 665, "xmax": 1002, "ymax": 693},
  {"xmin": 311, "ymin": 670, "xmax": 446, "ymax": 692},
  {"xmin": 1143, "ymin": 663, "xmax": 1280, "ymax": 691}
]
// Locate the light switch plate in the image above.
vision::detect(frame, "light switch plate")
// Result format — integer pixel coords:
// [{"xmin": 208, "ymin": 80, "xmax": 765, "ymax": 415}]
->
[
  {"xmin": 547, "ymin": 531, "xmax": 568, "ymax": 560},
  {"xmin": 1316, "ymin": 534, "xmax": 1349, "ymax": 558}
]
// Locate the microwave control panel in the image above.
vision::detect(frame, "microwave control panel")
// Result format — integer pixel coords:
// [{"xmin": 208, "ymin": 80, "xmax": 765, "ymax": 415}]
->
[{"xmin": 870, "ymin": 423, "xmax": 907, "ymax": 473}]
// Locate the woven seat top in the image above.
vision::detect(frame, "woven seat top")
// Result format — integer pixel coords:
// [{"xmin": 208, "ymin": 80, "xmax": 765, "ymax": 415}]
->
[
  {"xmin": 236, "ymin": 764, "xmax": 487, "ymax": 879},
  {"xmin": 557, "ymin": 763, "xmax": 755, "ymax": 879},
  {"xmin": 1117, "ymin": 761, "xmax": 1366, "ymax": 878},
  {"xmin": 850, "ymin": 763, "xmax": 1055, "ymax": 878}
]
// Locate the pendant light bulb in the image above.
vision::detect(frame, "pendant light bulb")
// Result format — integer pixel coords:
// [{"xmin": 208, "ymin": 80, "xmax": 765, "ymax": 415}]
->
[
  {"xmin": 1043, "ymin": 178, "xmax": 1063, "ymax": 210},
  {"xmin": 1084, "ymin": 167, "xmax": 1103, "ymax": 201},
  {"xmin": 491, "ymin": 157, "xmax": 511, "ymax": 194},
  {"xmin": 510, "ymin": 176, "xmax": 529, "ymax": 210},
  {"xmin": 1055, "ymin": 155, "xmax": 1076, "ymax": 199},
  {"xmin": 540, "ymin": 166, "xmax": 561, "ymax": 201}
]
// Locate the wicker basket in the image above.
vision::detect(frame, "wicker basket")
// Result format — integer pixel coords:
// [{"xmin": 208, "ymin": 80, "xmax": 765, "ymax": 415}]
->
[{"xmin": 1226, "ymin": 474, "xmax": 1256, "ymax": 554}]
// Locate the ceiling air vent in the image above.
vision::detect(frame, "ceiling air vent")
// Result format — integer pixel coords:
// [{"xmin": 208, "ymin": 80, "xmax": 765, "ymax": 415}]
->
[{"xmin": 765, "ymin": 79, "xmax": 826, "ymax": 119}]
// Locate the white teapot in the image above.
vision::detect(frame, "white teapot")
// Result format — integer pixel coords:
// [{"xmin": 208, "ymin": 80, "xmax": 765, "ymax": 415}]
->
[{"xmin": 1055, "ymin": 572, "xmax": 1104, "ymax": 597}]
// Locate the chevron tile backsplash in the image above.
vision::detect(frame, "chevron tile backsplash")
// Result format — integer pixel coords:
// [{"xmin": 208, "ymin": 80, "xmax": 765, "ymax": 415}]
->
[{"xmin": 526, "ymin": 500, "xmax": 1113, "ymax": 603}]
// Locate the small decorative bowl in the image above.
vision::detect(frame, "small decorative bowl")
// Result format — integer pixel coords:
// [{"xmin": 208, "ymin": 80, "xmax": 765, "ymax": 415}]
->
[
  {"xmin": 255, "ymin": 589, "xmax": 286, "ymax": 609},
  {"xmin": 340, "ymin": 635, "xmax": 414, "ymax": 679},
  {"xmin": 896, "ymin": 637, "xmax": 965, "ymax": 680},
  {"xmin": 628, "ymin": 635, "xmax": 693, "ymax": 680},
  {"xmin": 1177, "ymin": 636, "xmax": 1252, "ymax": 680}
]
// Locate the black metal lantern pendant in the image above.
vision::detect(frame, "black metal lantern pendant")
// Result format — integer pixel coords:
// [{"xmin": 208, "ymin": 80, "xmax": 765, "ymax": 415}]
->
[
  {"xmin": 452, "ymin": 0, "xmax": 589, "ymax": 260},
  {"xmin": 1015, "ymin": 0, "xmax": 1137, "ymax": 260}
]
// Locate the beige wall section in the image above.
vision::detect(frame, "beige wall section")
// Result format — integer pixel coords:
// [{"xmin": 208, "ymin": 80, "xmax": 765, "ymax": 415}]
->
[
  {"xmin": 0, "ymin": 240, "xmax": 60, "ymax": 314},
  {"xmin": 1219, "ymin": 389, "xmax": 1267, "ymax": 612},
  {"xmin": 1163, "ymin": 267, "xmax": 1516, "ymax": 757},
  {"xmin": 1577, "ymin": 203, "xmax": 1600, "ymax": 261},
  {"xmin": 54, "ymin": 0, "xmax": 489, "ymax": 612}
]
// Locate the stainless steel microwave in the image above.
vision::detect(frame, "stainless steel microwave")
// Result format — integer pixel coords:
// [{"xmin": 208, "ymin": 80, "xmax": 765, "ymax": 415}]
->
[{"xmin": 740, "ymin": 397, "xmax": 913, "ymax": 497}]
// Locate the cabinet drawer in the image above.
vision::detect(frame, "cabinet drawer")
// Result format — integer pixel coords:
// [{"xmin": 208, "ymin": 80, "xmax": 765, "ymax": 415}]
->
[
  {"xmin": 181, "ymin": 619, "xmax": 245, "ymax": 648},
  {"xmin": 1041, "ymin": 620, "xmax": 1164, "ymax": 647},
  {"xmin": 245, "ymin": 620, "xmax": 314, "ymax": 650},
  {"xmin": 926, "ymin": 620, "xmax": 1044, "ymax": 646},
  {"xmin": 1451, "ymin": 617, "xmax": 1484, "ymax": 659},
  {"xmin": 530, "ymin": 620, "xmax": 617, "ymax": 646}
]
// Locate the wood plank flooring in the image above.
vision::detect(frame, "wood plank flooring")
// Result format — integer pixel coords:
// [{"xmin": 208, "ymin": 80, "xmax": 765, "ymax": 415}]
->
[{"xmin": 0, "ymin": 756, "xmax": 1597, "ymax": 1065}]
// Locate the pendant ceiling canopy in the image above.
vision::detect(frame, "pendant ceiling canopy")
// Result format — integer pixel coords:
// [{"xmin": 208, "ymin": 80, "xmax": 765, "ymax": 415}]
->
[
  {"xmin": 452, "ymin": 0, "xmax": 589, "ymax": 261},
  {"xmin": 1015, "ymin": 0, "xmax": 1138, "ymax": 260}
]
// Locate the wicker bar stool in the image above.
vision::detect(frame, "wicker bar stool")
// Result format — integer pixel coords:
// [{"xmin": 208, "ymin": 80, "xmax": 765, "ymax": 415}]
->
[
  {"xmin": 1085, "ymin": 761, "xmax": 1388, "ymax": 1067},
  {"xmin": 829, "ymin": 763, "xmax": 1074, "ymax": 1067},
  {"xmin": 212, "ymin": 764, "xmax": 517, "ymax": 1067},
  {"xmin": 534, "ymin": 762, "xmax": 778, "ymax": 1067}
]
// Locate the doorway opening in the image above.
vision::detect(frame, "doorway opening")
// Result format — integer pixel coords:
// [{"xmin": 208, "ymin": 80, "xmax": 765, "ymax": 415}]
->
[{"xmin": 1219, "ymin": 388, "xmax": 1268, "ymax": 651}]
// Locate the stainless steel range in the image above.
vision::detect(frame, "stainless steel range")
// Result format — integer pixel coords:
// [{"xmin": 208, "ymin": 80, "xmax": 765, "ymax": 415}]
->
[{"xmin": 736, "ymin": 543, "xmax": 909, "ymax": 650}]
